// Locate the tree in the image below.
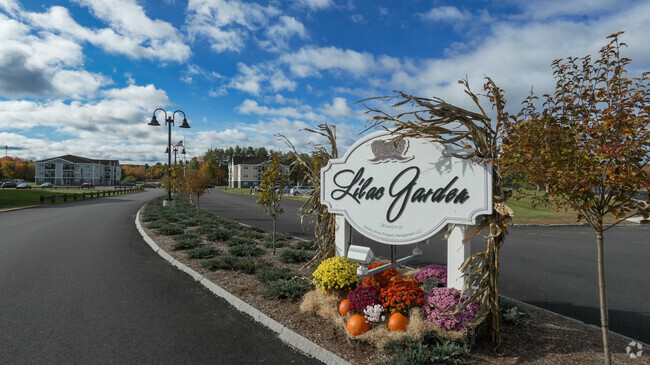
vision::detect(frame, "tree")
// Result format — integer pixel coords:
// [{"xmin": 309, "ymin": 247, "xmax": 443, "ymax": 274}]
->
[
  {"xmin": 257, "ymin": 152, "xmax": 287, "ymax": 255},
  {"xmin": 185, "ymin": 170, "xmax": 211, "ymax": 226},
  {"xmin": 501, "ymin": 33, "xmax": 649, "ymax": 364},
  {"xmin": 187, "ymin": 157, "xmax": 200, "ymax": 173}
]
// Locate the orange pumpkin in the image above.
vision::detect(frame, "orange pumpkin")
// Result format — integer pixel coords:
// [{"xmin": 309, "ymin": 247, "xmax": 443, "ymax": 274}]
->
[
  {"xmin": 338, "ymin": 299, "xmax": 351, "ymax": 316},
  {"xmin": 347, "ymin": 314, "xmax": 370, "ymax": 336},
  {"xmin": 387, "ymin": 312, "xmax": 409, "ymax": 332}
]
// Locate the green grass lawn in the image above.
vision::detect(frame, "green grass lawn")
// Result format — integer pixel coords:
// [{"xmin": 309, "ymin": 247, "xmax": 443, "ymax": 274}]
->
[
  {"xmin": 506, "ymin": 195, "xmax": 580, "ymax": 224},
  {"xmin": 0, "ymin": 189, "xmax": 99, "ymax": 209}
]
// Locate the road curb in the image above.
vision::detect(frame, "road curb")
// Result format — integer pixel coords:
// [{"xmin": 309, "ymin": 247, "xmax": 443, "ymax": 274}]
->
[{"xmin": 135, "ymin": 205, "xmax": 350, "ymax": 365}]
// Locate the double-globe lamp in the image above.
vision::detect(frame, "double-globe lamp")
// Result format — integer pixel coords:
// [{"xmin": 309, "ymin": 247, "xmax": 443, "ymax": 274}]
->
[{"xmin": 148, "ymin": 108, "xmax": 190, "ymax": 206}]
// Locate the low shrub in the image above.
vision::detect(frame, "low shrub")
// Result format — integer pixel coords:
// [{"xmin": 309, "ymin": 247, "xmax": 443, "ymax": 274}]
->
[
  {"xmin": 264, "ymin": 239, "xmax": 286, "ymax": 248},
  {"xmin": 141, "ymin": 213, "xmax": 160, "ymax": 222},
  {"xmin": 146, "ymin": 222, "xmax": 163, "ymax": 229},
  {"xmin": 225, "ymin": 237, "xmax": 256, "ymax": 246},
  {"xmin": 228, "ymin": 244, "xmax": 265, "ymax": 257},
  {"xmin": 259, "ymin": 279, "xmax": 312, "ymax": 301},
  {"xmin": 380, "ymin": 340, "xmax": 431, "ymax": 365},
  {"xmin": 206, "ymin": 228, "xmax": 233, "ymax": 242},
  {"xmin": 293, "ymin": 240, "xmax": 316, "ymax": 250},
  {"xmin": 256, "ymin": 266, "xmax": 298, "ymax": 284},
  {"xmin": 279, "ymin": 249, "xmax": 312, "ymax": 264},
  {"xmin": 429, "ymin": 340, "xmax": 470, "ymax": 363},
  {"xmin": 500, "ymin": 298, "xmax": 527, "ymax": 324},
  {"xmin": 172, "ymin": 237, "xmax": 201, "ymax": 251},
  {"xmin": 157, "ymin": 224, "xmax": 184, "ymax": 235},
  {"xmin": 381, "ymin": 338, "xmax": 469, "ymax": 365},
  {"xmin": 202, "ymin": 256, "xmax": 265, "ymax": 274},
  {"xmin": 179, "ymin": 218, "xmax": 200, "ymax": 227},
  {"xmin": 239, "ymin": 230, "xmax": 265, "ymax": 239},
  {"xmin": 187, "ymin": 246, "xmax": 220, "ymax": 259},
  {"xmin": 196, "ymin": 224, "xmax": 218, "ymax": 235}
]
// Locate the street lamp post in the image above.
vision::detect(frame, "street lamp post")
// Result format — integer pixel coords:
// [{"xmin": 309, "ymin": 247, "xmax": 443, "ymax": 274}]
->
[{"xmin": 148, "ymin": 108, "xmax": 190, "ymax": 206}]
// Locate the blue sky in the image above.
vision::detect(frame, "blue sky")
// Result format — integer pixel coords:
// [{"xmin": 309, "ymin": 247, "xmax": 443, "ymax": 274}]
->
[{"xmin": 1, "ymin": 0, "xmax": 649, "ymax": 164}]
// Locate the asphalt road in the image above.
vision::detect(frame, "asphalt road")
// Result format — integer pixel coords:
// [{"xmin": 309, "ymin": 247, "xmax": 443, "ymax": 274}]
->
[
  {"xmin": 202, "ymin": 189, "xmax": 650, "ymax": 344},
  {"xmin": 0, "ymin": 190, "xmax": 320, "ymax": 364}
]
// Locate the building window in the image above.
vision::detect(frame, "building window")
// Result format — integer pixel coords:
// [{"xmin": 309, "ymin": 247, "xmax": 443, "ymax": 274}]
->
[
  {"xmin": 243, "ymin": 174, "xmax": 248, "ymax": 178},
  {"xmin": 244, "ymin": 166, "xmax": 248, "ymax": 169}
]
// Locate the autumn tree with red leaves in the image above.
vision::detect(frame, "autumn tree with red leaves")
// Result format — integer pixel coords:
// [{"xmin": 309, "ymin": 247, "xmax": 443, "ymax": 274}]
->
[{"xmin": 501, "ymin": 32, "xmax": 649, "ymax": 364}]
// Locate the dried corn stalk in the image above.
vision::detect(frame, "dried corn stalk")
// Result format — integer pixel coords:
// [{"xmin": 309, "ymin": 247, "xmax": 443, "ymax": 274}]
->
[
  {"xmin": 279, "ymin": 124, "xmax": 339, "ymax": 268},
  {"xmin": 362, "ymin": 78, "xmax": 512, "ymax": 345}
]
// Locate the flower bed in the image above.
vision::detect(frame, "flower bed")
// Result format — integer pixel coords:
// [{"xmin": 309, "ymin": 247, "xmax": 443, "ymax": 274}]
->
[{"xmin": 301, "ymin": 258, "xmax": 481, "ymax": 348}]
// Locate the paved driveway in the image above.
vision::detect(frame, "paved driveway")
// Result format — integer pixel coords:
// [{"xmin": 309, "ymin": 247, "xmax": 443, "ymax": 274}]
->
[{"xmin": 0, "ymin": 191, "xmax": 320, "ymax": 364}]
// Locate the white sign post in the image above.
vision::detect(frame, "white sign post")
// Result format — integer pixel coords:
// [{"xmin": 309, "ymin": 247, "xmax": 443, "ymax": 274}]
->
[{"xmin": 321, "ymin": 131, "xmax": 492, "ymax": 291}]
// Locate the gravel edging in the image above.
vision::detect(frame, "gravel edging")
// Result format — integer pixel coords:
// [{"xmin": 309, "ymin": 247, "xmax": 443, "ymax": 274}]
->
[{"xmin": 135, "ymin": 204, "xmax": 350, "ymax": 365}]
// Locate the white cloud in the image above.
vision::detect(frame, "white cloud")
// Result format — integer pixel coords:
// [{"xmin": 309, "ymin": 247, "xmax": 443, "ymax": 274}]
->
[
  {"xmin": 321, "ymin": 97, "xmax": 352, "ymax": 118},
  {"xmin": 0, "ymin": 84, "xmax": 169, "ymax": 149},
  {"xmin": 294, "ymin": 0, "xmax": 334, "ymax": 11},
  {"xmin": 229, "ymin": 63, "xmax": 263, "ymax": 95},
  {"xmin": 24, "ymin": 2, "xmax": 190, "ymax": 62},
  {"xmin": 517, "ymin": 0, "xmax": 627, "ymax": 20},
  {"xmin": 0, "ymin": 0, "xmax": 19, "ymax": 15},
  {"xmin": 236, "ymin": 99, "xmax": 320, "ymax": 120},
  {"xmin": 185, "ymin": 0, "xmax": 280, "ymax": 53},
  {"xmin": 260, "ymin": 15, "xmax": 307, "ymax": 51},
  {"xmin": 386, "ymin": 3, "xmax": 650, "ymax": 114},
  {"xmin": 280, "ymin": 46, "xmax": 400, "ymax": 78},
  {"xmin": 51, "ymin": 70, "xmax": 108, "ymax": 98},
  {"xmin": 0, "ymin": 13, "xmax": 110, "ymax": 99},
  {"xmin": 227, "ymin": 63, "xmax": 296, "ymax": 95},
  {"xmin": 421, "ymin": 6, "xmax": 471, "ymax": 22}
]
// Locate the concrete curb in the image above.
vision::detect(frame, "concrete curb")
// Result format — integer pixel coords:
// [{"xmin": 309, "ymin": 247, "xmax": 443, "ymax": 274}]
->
[
  {"xmin": 135, "ymin": 205, "xmax": 350, "ymax": 365},
  {"xmin": 0, "ymin": 205, "xmax": 41, "ymax": 213}
]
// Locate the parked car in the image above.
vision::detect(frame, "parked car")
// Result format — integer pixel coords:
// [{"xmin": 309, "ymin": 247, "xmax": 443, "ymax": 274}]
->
[
  {"xmin": 16, "ymin": 183, "xmax": 31, "ymax": 189},
  {"xmin": 122, "ymin": 182, "xmax": 136, "ymax": 187},
  {"xmin": 290, "ymin": 186, "xmax": 314, "ymax": 196},
  {"xmin": 40, "ymin": 182, "xmax": 54, "ymax": 188},
  {"xmin": 1, "ymin": 181, "xmax": 17, "ymax": 188},
  {"xmin": 142, "ymin": 182, "xmax": 157, "ymax": 188},
  {"xmin": 81, "ymin": 182, "xmax": 94, "ymax": 189}
]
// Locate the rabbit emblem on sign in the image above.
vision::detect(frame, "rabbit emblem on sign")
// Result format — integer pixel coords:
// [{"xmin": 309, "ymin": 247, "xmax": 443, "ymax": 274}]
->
[{"xmin": 368, "ymin": 138, "xmax": 413, "ymax": 163}]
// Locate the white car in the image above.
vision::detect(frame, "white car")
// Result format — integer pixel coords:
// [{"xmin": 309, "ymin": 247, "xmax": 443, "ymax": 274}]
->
[{"xmin": 290, "ymin": 186, "xmax": 314, "ymax": 196}]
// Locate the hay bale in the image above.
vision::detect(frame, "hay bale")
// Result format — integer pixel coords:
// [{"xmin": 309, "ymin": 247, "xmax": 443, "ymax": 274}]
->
[
  {"xmin": 300, "ymin": 289, "xmax": 345, "ymax": 324},
  {"xmin": 301, "ymin": 290, "xmax": 467, "ymax": 349}
]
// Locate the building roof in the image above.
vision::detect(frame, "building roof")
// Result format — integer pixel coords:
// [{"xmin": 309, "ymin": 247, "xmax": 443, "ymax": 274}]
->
[
  {"xmin": 232, "ymin": 156, "xmax": 268, "ymax": 165},
  {"xmin": 37, "ymin": 154, "xmax": 119, "ymax": 165}
]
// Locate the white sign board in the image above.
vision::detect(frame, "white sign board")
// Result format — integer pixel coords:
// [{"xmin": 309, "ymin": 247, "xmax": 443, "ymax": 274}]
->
[{"xmin": 321, "ymin": 130, "xmax": 492, "ymax": 245}]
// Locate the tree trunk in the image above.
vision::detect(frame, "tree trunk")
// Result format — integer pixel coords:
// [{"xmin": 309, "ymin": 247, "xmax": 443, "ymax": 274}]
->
[
  {"xmin": 596, "ymin": 229, "xmax": 611, "ymax": 365},
  {"xmin": 272, "ymin": 217, "xmax": 277, "ymax": 255},
  {"xmin": 196, "ymin": 198, "xmax": 201, "ymax": 227}
]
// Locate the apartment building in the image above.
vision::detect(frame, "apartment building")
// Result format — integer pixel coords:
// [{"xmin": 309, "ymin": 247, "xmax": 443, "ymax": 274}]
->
[{"xmin": 35, "ymin": 155, "xmax": 121, "ymax": 186}]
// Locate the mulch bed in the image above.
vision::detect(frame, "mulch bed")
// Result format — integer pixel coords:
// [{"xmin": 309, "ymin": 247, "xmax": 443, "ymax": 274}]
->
[{"xmin": 140, "ymin": 212, "xmax": 647, "ymax": 365}]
